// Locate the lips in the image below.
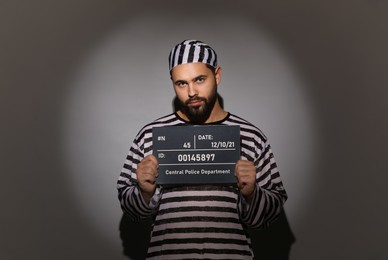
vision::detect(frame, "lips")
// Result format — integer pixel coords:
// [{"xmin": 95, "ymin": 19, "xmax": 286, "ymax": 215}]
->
[
  {"xmin": 186, "ymin": 98, "xmax": 205, "ymax": 107},
  {"xmin": 189, "ymin": 100, "xmax": 203, "ymax": 106}
]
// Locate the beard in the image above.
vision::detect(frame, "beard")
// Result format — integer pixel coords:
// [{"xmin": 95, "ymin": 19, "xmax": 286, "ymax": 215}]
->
[{"xmin": 180, "ymin": 90, "xmax": 218, "ymax": 124}]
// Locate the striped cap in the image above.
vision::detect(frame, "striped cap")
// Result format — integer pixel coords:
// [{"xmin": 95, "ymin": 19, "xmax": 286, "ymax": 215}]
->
[{"xmin": 168, "ymin": 40, "xmax": 218, "ymax": 71}]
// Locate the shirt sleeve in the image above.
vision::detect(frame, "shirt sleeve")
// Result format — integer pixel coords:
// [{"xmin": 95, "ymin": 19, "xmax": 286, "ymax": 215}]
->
[
  {"xmin": 238, "ymin": 140, "xmax": 287, "ymax": 229},
  {"xmin": 117, "ymin": 135, "xmax": 161, "ymax": 221}
]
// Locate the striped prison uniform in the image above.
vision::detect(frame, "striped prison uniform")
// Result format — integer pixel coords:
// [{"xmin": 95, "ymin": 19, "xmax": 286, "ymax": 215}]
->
[{"xmin": 117, "ymin": 112, "xmax": 287, "ymax": 259}]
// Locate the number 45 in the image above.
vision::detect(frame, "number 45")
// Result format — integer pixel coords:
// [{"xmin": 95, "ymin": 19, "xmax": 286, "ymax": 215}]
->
[{"xmin": 183, "ymin": 142, "xmax": 191, "ymax": 148}]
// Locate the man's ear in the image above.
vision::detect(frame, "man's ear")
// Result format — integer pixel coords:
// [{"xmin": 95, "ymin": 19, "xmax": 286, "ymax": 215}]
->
[{"xmin": 215, "ymin": 66, "xmax": 222, "ymax": 85}]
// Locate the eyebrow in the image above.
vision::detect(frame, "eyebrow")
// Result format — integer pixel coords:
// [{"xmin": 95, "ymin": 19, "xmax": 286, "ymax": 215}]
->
[
  {"xmin": 194, "ymin": 75, "xmax": 207, "ymax": 81},
  {"xmin": 174, "ymin": 79, "xmax": 187, "ymax": 85},
  {"xmin": 174, "ymin": 74, "xmax": 208, "ymax": 85}
]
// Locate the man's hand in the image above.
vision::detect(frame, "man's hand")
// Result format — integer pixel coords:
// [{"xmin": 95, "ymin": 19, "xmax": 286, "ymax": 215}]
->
[
  {"xmin": 136, "ymin": 154, "xmax": 158, "ymax": 204},
  {"xmin": 235, "ymin": 160, "xmax": 256, "ymax": 204}
]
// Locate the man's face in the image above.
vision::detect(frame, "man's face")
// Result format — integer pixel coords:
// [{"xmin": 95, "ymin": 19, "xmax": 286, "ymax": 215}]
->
[{"xmin": 171, "ymin": 63, "xmax": 221, "ymax": 123}]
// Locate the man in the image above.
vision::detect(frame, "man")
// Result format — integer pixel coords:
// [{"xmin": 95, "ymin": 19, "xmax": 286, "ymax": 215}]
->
[{"xmin": 117, "ymin": 39, "xmax": 287, "ymax": 259}]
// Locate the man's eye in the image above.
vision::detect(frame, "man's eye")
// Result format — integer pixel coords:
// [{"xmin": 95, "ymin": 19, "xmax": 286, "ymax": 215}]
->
[
  {"xmin": 196, "ymin": 77, "xmax": 205, "ymax": 83},
  {"xmin": 176, "ymin": 82, "xmax": 187, "ymax": 87}
]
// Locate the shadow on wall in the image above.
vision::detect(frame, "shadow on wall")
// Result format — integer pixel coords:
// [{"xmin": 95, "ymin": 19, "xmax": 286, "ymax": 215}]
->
[{"xmin": 119, "ymin": 209, "xmax": 295, "ymax": 260}]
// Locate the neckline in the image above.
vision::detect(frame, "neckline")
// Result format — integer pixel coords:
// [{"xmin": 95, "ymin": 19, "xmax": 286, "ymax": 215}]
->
[{"xmin": 174, "ymin": 112, "xmax": 230, "ymax": 125}]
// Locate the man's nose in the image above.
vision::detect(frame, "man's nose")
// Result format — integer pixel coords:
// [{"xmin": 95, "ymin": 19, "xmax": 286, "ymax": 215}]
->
[{"xmin": 187, "ymin": 84, "xmax": 198, "ymax": 98}]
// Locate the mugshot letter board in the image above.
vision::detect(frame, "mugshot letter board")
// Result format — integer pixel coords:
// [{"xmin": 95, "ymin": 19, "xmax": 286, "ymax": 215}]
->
[{"xmin": 152, "ymin": 125, "xmax": 240, "ymax": 185}]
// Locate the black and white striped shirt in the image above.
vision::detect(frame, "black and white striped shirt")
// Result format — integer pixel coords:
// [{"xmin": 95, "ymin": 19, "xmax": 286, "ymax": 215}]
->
[{"xmin": 117, "ymin": 112, "xmax": 287, "ymax": 259}]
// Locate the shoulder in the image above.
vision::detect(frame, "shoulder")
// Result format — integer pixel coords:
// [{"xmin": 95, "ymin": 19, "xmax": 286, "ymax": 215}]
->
[
  {"xmin": 225, "ymin": 113, "xmax": 268, "ymax": 142},
  {"xmin": 134, "ymin": 113, "xmax": 183, "ymax": 142}
]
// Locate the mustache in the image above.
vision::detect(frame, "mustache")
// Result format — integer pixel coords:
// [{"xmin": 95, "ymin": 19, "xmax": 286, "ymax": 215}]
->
[{"xmin": 185, "ymin": 97, "xmax": 206, "ymax": 105}]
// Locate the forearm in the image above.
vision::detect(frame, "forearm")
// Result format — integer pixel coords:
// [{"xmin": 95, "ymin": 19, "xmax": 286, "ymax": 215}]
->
[
  {"xmin": 118, "ymin": 183, "xmax": 161, "ymax": 220},
  {"xmin": 238, "ymin": 185, "xmax": 287, "ymax": 228}
]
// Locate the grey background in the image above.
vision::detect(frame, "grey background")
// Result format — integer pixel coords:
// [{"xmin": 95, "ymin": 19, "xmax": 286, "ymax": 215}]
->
[{"xmin": 1, "ymin": 1, "xmax": 388, "ymax": 259}]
